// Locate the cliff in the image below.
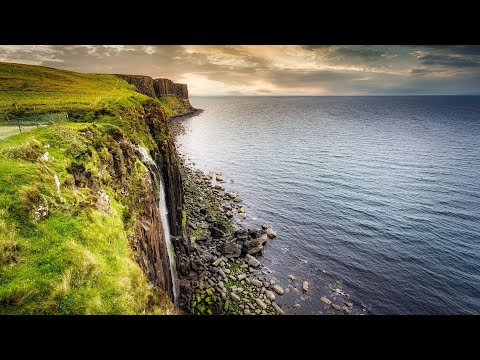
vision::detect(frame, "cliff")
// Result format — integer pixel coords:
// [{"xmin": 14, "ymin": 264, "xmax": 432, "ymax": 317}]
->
[
  {"xmin": 118, "ymin": 74, "xmax": 194, "ymax": 114},
  {"xmin": 0, "ymin": 62, "xmax": 193, "ymax": 314}
]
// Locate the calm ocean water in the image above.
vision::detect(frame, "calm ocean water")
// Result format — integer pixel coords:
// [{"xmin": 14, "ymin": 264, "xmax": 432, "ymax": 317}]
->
[{"xmin": 178, "ymin": 96, "xmax": 480, "ymax": 314}]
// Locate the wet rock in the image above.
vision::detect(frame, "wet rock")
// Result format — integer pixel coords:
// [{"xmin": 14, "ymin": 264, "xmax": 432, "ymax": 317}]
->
[
  {"xmin": 238, "ymin": 207, "xmax": 246, "ymax": 213},
  {"xmin": 216, "ymin": 176, "xmax": 224, "ymax": 182},
  {"xmin": 243, "ymin": 239, "xmax": 263, "ymax": 255},
  {"xmin": 319, "ymin": 296, "xmax": 332, "ymax": 305},
  {"xmin": 344, "ymin": 301, "xmax": 353, "ymax": 308},
  {"xmin": 238, "ymin": 213, "xmax": 246, "ymax": 220},
  {"xmin": 272, "ymin": 302, "xmax": 285, "ymax": 315},
  {"xmin": 234, "ymin": 197, "xmax": 242, "ymax": 202},
  {"xmin": 342, "ymin": 306, "xmax": 351, "ymax": 314},
  {"xmin": 255, "ymin": 298, "xmax": 267, "ymax": 310},
  {"xmin": 230, "ymin": 293, "xmax": 240, "ymax": 302},
  {"xmin": 226, "ymin": 211, "xmax": 233, "ymax": 218},
  {"xmin": 272, "ymin": 285, "xmax": 284, "ymax": 295},
  {"xmin": 236, "ymin": 230, "xmax": 249, "ymax": 242},
  {"xmin": 262, "ymin": 224, "xmax": 269, "ymax": 230},
  {"xmin": 200, "ymin": 208, "xmax": 208, "ymax": 215},
  {"xmin": 214, "ymin": 184, "xmax": 222, "ymax": 190},
  {"xmin": 213, "ymin": 221, "xmax": 227, "ymax": 232},
  {"xmin": 222, "ymin": 242, "xmax": 242, "ymax": 258},
  {"xmin": 205, "ymin": 214, "xmax": 216, "ymax": 223},
  {"xmin": 257, "ymin": 233, "xmax": 268, "ymax": 245},
  {"xmin": 246, "ymin": 254, "xmax": 260, "ymax": 268},
  {"xmin": 288, "ymin": 275, "xmax": 296, "ymax": 281},
  {"xmin": 265, "ymin": 290, "xmax": 276, "ymax": 301},
  {"xmin": 294, "ymin": 303, "xmax": 301, "ymax": 308},
  {"xmin": 212, "ymin": 257, "xmax": 225, "ymax": 267},
  {"xmin": 266, "ymin": 228, "xmax": 277, "ymax": 238},
  {"xmin": 210, "ymin": 227, "xmax": 225, "ymax": 238},
  {"xmin": 331, "ymin": 303, "xmax": 341, "ymax": 311},
  {"xmin": 303, "ymin": 281, "xmax": 309, "ymax": 292},
  {"xmin": 237, "ymin": 273, "xmax": 247, "ymax": 281},
  {"xmin": 250, "ymin": 279, "xmax": 263, "ymax": 287}
]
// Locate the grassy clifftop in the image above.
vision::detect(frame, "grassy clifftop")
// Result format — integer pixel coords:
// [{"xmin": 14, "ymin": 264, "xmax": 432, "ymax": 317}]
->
[{"xmin": 0, "ymin": 62, "xmax": 187, "ymax": 314}]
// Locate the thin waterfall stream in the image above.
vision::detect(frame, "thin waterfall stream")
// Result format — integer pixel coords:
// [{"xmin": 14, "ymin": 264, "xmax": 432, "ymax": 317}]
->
[{"xmin": 136, "ymin": 146, "xmax": 179, "ymax": 304}]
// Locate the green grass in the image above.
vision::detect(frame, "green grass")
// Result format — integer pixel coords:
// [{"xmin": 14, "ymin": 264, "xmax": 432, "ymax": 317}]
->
[
  {"xmin": 0, "ymin": 61, "xmax": 150, "ymax": 119},
  {"xmin": 0, "ymin": 62, "xmax": 190, "ymax": 314}
]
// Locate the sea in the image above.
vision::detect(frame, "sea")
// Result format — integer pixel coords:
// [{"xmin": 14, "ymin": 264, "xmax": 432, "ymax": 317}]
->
[{"xmin": 176, "ymin": 96, "xmax": 480, "ymax": 314}]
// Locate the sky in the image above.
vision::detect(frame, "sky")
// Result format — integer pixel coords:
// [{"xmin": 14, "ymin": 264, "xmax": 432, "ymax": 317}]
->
[{"xmin": 1, "ymin": 45, "xmax": 480, "ymax": 96}]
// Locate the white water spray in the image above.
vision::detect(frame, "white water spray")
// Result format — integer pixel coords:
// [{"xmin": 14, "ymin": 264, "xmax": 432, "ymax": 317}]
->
[{"xmin": 136, "ymin": 146, "xmax": 179, "ymax": 303}]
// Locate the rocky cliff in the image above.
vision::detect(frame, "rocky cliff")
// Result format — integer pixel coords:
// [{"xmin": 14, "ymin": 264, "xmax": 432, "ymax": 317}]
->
[{"xmin": 118, "ymin": 74, "xmax": 193, "ymax": 112}]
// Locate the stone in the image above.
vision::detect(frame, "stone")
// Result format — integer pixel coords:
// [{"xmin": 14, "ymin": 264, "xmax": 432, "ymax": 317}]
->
[
  {"xmin": 237, "ymin": 274, "xmax": 247, "ymax": 281},
  {"xmin": 265, "ymin": 299, "xmax": 271, "ymax": 305},
  {"xmin": 331, "ymin": 303, "xmax": 341, "ymax": 311},
  {"xmin": 342, "ymin": 306, "xmax": 351, "ymax": 314},
  {"xmin": 303, "ymin": 281, "xmax": 309, "ymax": 292},
  {"xmin": 265, "ymin": 290, "xmax": 276, "ymax": 301},
  {"xmin": 226, "ymin": 211, "xmax": 233, "ymax": 218},
  {"xmin": 294, "ymin": 303, "xmax": 301, "ymax": 308},
  {"xmin": 250, "ymin": 279, "xmax": 263, "ymax": 287},
  {"xmin": 320, "ymin": 296, "xmax": 332, "ymax": 305},
  {"xmin": 238, "ymin": 207, "xmax": 246, "ymax": 213},
  {"xmin": 272, "ymin": 302, "xmax": 285, "ymax": 315},
  {"xmin": 257, "ymin": 233, "xmax": 268, "ymax": 245},
  {"xmin": 262, "ymin": 224, "xmax": 269, "ymax": 229},
  {"xmin": 200, "ymin": 208, "xmax": 208, "ymax": 215},
  {"xmin": 244, "ymin": 239, "xmax": 263, "ymax": 255},
  {"xmin": 216, "ymin": 176, "xmax": 224, "ymax": 182},
  {"xmin": 224, "ymin": 268, "xmax": 231, "ymax": 274},
  {"xmin": 224, "ymin": 299, "xmax": 230, "ymax": 311},
  {"xmin": 222, "ymin": 242, "xmax": 242, "ymax": 258},
  {"xmin": 240, "ymin": 304, "xmax": 245, "ymax": 309},
  {"xmin": 188, "ymin": 221, "xmax": 198, "ymax": 230},
  {"xmin": 213, "ymin": 221, "xmax": 227, "ymax": 232},
  {"xmin": 230, "ymin": 293, "xmax": 240, "ymax": 302},
  {"xmin": 236, "ymin": 230, "xmax": 248, "ymax": 242},
  {"xmin": 205, "ymin": 214, "xmax": 216, "ymax": 223},
  {"xmin": 248, "ymin": 267, "xmax": 254, "ymax": 273},
  {"xmin": 212, "ymin": 257, "xmax": 225, "ymax": 266},
  {"xmin": 272, "ymin": 285, "xmax": 284, "ymax": 295},
  {"xmin": 218, "ymin": 269, "xmax": 227, "ymax": 279},
  {"xmin": 261, "ymin": 310, "xmax": 267, "ymax": 315},
  {"xmin": 240, "ymin": 264, "xmax": 248, "ymax": 269},
  {"xmin": 210, "ymin": 227, "xmax": 225, "ymax": 238},
  {"xmin": 288, "ymin": 275, "xmax": 296, "ymax": 281},
  {"xmin": 344, "ymin": 301, "xmax": 353, "ymax": 308},
  {"xmin": 238, "ymin": 213, "xmax": 246, "ymax": 220},
  {"xmin": 255, "ymin": 309, "xmax": 261, "ymax": 315},
  {"xmin": 214, "ymin": 184, "xmax": 222, "ymax": 190},
  {"xmin": 255, "ymin": 298, "xmax": 267, "ymax": 310},
  {"xmin": 234, "ymin": 197, "xmax": 241, "ymax": 202},
  {"xmin": 244, "ymin": 309, "xmax": 251, "ymax": 315},
  {"xmin": 246, "ymin": 254, "xmax": 261, "ymax": 268},
  {"xmin": 266, "ymin": 228, "xmax": 277, "ymax": 238}
]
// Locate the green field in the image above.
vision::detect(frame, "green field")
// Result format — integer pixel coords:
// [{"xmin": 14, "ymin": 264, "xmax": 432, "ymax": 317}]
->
[{"xmin": 0, "ymin": 62, "xmax": 182, "ymax": 314}]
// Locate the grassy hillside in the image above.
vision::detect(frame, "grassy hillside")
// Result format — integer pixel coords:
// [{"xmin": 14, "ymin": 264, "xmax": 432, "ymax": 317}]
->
[{"xmin": 0, "ymin": 62, "xmax": 183, "ymax": 314}]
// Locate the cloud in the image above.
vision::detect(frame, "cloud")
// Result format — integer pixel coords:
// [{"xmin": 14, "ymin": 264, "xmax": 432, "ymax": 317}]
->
[
  {"xmin": 418, "ymin": 54, "xmax": 480, "ymax": 68},
  {"xmin": 0, "ymin": 45, "xmax": 479, "ymax": 95}
]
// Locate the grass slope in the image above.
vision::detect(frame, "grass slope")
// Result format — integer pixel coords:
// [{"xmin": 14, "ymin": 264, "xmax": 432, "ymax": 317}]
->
[{"xmin": 0, "ymin": 62, "xmax": 183, "ymax": 314}]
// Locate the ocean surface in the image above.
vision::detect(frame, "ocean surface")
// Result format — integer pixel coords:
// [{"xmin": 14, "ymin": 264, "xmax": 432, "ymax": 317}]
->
[{"xmin": 177, "ymin": 96, "xmax": 480, "ymax": 315}]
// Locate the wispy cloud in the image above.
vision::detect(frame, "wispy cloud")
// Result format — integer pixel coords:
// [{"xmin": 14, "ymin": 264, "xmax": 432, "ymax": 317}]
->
[{"xmin": 0, "ymin": 45, "xmax": 479, "ymax": 95}]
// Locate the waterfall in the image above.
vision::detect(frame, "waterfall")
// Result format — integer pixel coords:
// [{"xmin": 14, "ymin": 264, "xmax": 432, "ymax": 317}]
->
[{"xmin": 136, "ymin": 146, "xmax": 179, "ymax": 304}]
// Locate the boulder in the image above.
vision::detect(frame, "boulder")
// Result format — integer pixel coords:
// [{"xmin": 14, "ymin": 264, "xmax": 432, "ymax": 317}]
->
[
  {"xmin": 205, "ymin": 214, "xmax": 215, "ymax": 223},
  {"xmin": 210, "ymin": 227, "xmax": 225, "ymax": 238},
  {"xmin": 272, "ymin": 285, "xmax": 284, "ymax": 295},
  {"xmin": 288, "ymin": 275, "xmax": 296, "ymax": 281},
  {"xmin": 246, "ymin": 254, "xmax": 260, "ymax": 268},
  {"xmin": 266, "ymin": 228, "xmax": 277, "ymax": 238},
  {"xmin": 265, "ymin": 290, "xmax": 276, "ymax": 301},
  {"xmin": 262, "ymin": 224, "xmax": 269, "ymax": 229},
  {"xmin": 222, "ymin": 242, "xmax": 242, "ymax": 258}
]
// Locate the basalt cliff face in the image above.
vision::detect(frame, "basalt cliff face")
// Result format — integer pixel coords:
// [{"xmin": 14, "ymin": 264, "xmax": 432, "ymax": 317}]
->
[
  {"xmin": 118, "ymin": 74, "xmax": 193, "ymax": 112},
  {"xmin": 116, "ymin": 75, "xmax": 193, "ymax": 307}
]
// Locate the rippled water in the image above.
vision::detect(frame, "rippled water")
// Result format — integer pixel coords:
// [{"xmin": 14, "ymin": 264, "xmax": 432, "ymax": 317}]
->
[{"xmin": 177, "ymin": 96, "xmax": 480, "ymax": 314}]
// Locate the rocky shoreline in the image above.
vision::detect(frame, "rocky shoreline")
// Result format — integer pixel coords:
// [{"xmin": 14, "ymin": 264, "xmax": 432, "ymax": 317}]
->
[{"xmin": 171, "ymin": 114, "xmax": 359, "ymax": 315}]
